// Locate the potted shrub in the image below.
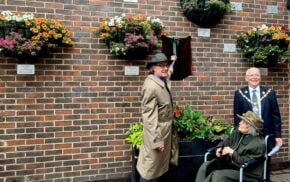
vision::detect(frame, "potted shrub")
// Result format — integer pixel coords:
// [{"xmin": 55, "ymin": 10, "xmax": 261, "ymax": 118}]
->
[
  {"xmin": 180, "ymin": 0, "xmax": 232, "ymax": 28},
  {"xmin": 0, "ymin": 11, "xmax": 73, "ymax": 59},
  {"xmin": 125, "ymin": 104, "xmax": 233, "ymax": 182},
  {"xmin": 173, "ymin": 104, "xmax": 232, "ymax": 142},
  {"xmin": 237, "ymin": 24, "xmax": 290, "ymax": 67},
  {"xmin": 97, "ymin": 14, "xmax": 165, "ymax": 59},
  {"xmin": 125, "ymin": 123, "xmax": 143, "ymax": 182},
  {"xmin": 166, "ymin": 104, "xmax": 232, "ymax": 182}
]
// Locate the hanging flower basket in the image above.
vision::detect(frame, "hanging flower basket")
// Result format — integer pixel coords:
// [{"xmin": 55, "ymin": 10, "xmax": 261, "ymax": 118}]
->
[
  {"xmin": 0, "ymin": 11, "xmax": 73, "ymax": 59},
  {"xmin": 180, "ymin": 0, "xmax": 232, "ymax": 28},
  {"xmin": 0, "ymin": 11, "xmax": 33, "ymax": 39},
  {"xmin": 237, "ymin": 24, "xmax": 290, "ymax": 67},
  {"xmin": 97, "ymin": 14, "xmax": 166, "ymax": 59}
]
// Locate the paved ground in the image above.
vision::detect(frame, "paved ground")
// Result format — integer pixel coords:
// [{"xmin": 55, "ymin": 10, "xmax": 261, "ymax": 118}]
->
[{"xmin": 271, "ymin": 168, "xmax": 290, "ymax": 182}]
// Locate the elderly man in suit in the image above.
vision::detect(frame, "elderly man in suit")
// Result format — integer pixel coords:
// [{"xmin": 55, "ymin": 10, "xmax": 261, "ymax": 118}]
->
[
  {"xmin": 233, "ymin": 67, "xmax": 282, "ymax": 181},
  {"xmin": 233, "ymin": 67, "xmax": 282, "ymax": 147}
]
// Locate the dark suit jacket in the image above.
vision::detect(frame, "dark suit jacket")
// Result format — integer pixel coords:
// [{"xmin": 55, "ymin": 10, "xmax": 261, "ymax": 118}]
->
[{"xmin": 233, "ymin": 86, "xmax": 281, "ymax": 139}]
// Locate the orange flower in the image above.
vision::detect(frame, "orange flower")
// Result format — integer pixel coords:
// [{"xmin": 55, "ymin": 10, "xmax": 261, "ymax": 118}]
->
[{"xmin": 173, "ymin": 109, "xmax": 181, "ymax": 117}]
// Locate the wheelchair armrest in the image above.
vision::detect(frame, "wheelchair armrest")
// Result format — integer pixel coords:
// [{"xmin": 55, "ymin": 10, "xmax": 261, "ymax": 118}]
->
[
  {"xmin": 207, "ymin": 147, "xmax": 216, "ymax": 153},
  {"xmin": 240, "ymin": 157, "xmax": 265, "ymax": 170},
  {"xmin": 204, "ymin": 147, "xmax": 216, "ymax": 162}
]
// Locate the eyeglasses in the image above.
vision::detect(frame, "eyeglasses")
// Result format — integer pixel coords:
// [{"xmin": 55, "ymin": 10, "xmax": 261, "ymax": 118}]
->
[
  {"xmin": 155, "ymin": 64, "xmax": 169, "ymax": 68},
  {"xmin": 246, "ymin": 74, "xmax": 260, "ymax": 77}
]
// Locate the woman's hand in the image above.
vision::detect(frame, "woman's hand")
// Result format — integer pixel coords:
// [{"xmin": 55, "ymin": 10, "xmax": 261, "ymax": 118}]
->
[
  {"xmin": 216, "ymin": 147, "xmax": 222, "ymax": 157},
  {"xmin": 222, "ymin": 147, "xmax": 234, "ymax": 155}
]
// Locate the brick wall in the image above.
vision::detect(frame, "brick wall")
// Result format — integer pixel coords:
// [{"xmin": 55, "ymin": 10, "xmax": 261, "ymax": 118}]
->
[{"xmin": 0, "ymin": 0, "xmax": 289, "ymax": 181}]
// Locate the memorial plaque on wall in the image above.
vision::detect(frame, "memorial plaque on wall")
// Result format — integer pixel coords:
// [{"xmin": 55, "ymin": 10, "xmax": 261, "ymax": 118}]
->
[
  {"xmin": 124, "ymin": 0, "xmax": 138, "ymax": 2},
  {"xmin": 267, "ymin": 5, "xmax": 278, "ymax": 14},
  {"xmin": 223, "ymin": 44, "xmax": 236, "ymax": 52},
  {"xmin": 197, "ymin": 28, "xmax": 210, "ymax": 37},
  {"xmin": 232, "ymin": 2, "xmax": 243, "ymax": 11}
]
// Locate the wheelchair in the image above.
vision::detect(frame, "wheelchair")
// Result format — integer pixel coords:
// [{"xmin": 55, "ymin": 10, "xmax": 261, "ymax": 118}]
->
[{"xmin": 204, "ymin": 134, "xmax": 279, "ymax": 182}]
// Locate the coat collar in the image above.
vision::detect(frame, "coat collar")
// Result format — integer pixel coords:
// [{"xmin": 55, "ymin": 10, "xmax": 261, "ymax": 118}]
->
[
  {"xmin": 241, "ymin": 87, "xmax": 251, "ymax": 99},
  {"xmin": 148, "ymin": 74, "xmax": 166, "ymax": 88}
]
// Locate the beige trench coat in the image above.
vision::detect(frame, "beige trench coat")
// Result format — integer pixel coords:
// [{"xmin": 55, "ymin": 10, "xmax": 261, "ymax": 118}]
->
[{"xmin": 137, "ymin": 74, "xmax": 179, "ymax": 180}]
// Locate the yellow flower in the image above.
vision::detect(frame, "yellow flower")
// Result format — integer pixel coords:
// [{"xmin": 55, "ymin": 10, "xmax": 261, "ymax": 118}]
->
[
  {"xmin": 100, "ymin": 33, "xmax": 109, "ymax": 39},
  {"xmin": 32, "ymin": 28, "xmax": 39, "ymax": 33},
  {"xmin": 41, "ymin": 24, "xmax": 48, "ymax": 30}
]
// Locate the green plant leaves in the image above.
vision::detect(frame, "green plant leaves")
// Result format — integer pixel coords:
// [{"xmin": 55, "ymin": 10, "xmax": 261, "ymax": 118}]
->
[
  {"xmin": 125, "ymin": 123, "xmax": 143, "ymax": 149},
  {"xmin": 173, "ymin": 105, "xmax": 233, "ymax": 141}
]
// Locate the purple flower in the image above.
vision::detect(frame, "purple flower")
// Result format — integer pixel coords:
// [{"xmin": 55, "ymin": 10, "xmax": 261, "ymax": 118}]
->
[
  {"xmin": 0, "ymin": 32, "xmax": 44, "ymax": 56},
  {"xmin": 124, "ymin": 33, "xmax": 149, "ymax": 50}
]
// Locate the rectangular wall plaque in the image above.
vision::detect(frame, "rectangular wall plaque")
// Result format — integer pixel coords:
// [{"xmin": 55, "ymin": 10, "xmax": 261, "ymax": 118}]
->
[
  {"xmin": 124, "ymin": 0, "xmax": 138, "ymax": 2},
  {"xmin": 197, "ymin": 28, "xmax": 210, "ymax": 37},
  {"xmin": 267, "ymin": 5, "xmax": 278, "ymax": 14},
  {"xmin": 17, "ymin": 64, "xmax": 35, "ymax": 75},
  {"xmin": 231, "ymin": 2, "xmax": 243, "ymax": 11},
  {"xmin": 223, "ymin": 44, "xmax": 236, "ymax": 52},
  {"xmin": 259, "ymin": 68, "xmax": 268, "ymax": 76},
  {"xmin": 125, "ymin": 66, "xmax": 139, "ymax": 76}
]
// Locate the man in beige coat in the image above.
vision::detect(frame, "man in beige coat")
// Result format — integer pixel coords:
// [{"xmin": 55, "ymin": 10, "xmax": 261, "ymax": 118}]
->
[{"xmin": 137, "ymin": 53, "xmax": 178, "ymax": 182}]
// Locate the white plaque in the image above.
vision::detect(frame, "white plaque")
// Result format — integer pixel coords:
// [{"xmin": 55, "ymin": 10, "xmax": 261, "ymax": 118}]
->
[
  {"xmin": 223, "ymin": 44, "xmax": 236, "ymax": 52},
  {"xmin": 267, "ymin": 5, "xmax": 278, "ymax": 14},
  {"xmin": 125, "ymin": 66, "xmax": 139, "ymax": 76},
  {"xmin": 259, "ymin": 68, "xmax": 268, "ymax": 76},
  {"xmin": 124, "ymin": 0, "xmax": 138, "ymax": 2},
  {"xmin": 231, "ymin": 2, "xmax": 243, "ymax": 11},
  {"xmin": 17, "ymin": 64, "xmax": 35, "ymax": 75},
  {"xmin": 197, "ymin": 28, "xmax": 211, "ymax": 37}
]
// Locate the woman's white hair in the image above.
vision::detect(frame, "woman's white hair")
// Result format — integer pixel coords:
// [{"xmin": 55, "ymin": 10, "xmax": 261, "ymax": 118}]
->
[{"xmin": 248, "ymin": 125, "xmax": 259, "ymax": 136}]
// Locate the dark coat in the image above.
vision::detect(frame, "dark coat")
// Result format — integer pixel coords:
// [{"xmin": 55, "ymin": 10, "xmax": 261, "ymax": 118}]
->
[
  {"xmin": 233, "ymin": 86, "xmax": 281, "ymax": 140},
  {"xmin": 195, "ymin": 130, "xmax": 266, "ymax": 182}
]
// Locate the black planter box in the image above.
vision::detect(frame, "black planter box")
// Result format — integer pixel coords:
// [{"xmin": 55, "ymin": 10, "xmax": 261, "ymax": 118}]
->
[{"xmin": 132, "ymin": 139, "xmax": 220, "ymax": 182}]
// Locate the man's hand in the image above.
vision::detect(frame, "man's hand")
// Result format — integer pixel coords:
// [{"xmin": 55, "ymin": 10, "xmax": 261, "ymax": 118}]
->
[
  {"xmin": 157, "ymin": 144, "xmax": 165, "ymax": 152},
  {"xmin": 170, "ymin": 55, "xmax": 177, "ymax": 62},
  {"xmin": 275, "ymin": 138, "xmax": 283, "ymax": 147}
]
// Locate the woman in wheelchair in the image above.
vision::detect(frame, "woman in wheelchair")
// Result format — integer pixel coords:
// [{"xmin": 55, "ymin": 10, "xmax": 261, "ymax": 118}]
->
[{"xmin": 195, "ymin": 111, "xmax": 266, "ymax": 182}]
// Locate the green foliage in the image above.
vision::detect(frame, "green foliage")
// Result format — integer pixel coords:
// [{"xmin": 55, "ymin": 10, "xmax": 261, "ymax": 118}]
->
[
  {"xmin": 173, "ymin": 104, "xmax": 233, "ymax": 141},
  {"xmin": 125, "ymin": 105, "xmax": 233, "ymax": 149},
  {"xmin": 125, "ymin": 123, "xmax": 143, "ymax": 149},
  {"xmin": 182, "ymin": 0, "xmax": 232, "ymax": 13}
]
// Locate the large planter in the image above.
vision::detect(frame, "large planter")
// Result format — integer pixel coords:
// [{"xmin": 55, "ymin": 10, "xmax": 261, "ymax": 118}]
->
[
  {"xmin": 131, "ymin": 139, "xmax": 220, "ymax": 182},
  {"xmin": 131, "ymin": 149, "xmax": 140, "ymax": 182}
]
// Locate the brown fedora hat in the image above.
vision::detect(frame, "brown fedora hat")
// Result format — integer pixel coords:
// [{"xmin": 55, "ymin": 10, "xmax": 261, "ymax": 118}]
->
[{"xmin": 237, "ymin": 111, "xmax": 263, "ymax": 133}]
